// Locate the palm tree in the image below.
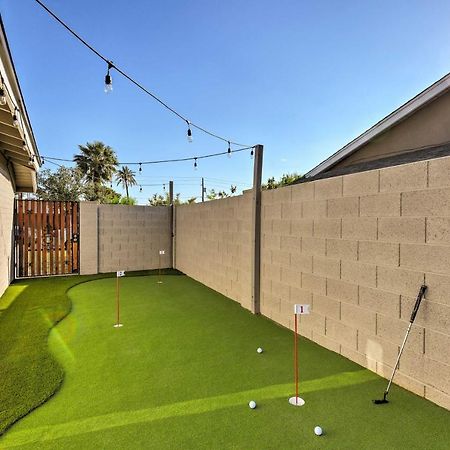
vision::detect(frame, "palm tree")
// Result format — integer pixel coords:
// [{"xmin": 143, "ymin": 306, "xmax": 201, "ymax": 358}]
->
[
  {"xmin": 116, "ymin": 166, "xmax": 137, "ymax": 199},
  {"xmin": 74, "ymin": 141, "xmax": 119, "ymax": 198}
]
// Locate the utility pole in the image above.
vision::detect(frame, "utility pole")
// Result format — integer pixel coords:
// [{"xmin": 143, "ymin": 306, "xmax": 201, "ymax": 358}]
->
[
  {"xmin": 169, "ymin": 180, "xmax": 174, "ymax": 269},
  {"xmin": 251, "ymin": 145, "xmax": 263, "ymax": 314},
  {"xmin": 201, "ymin": 177, "xmax": 205, "ymax": 202}
]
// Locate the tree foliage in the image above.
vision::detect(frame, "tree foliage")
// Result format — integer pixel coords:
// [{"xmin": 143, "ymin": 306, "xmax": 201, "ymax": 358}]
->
[
  {"xmin": 36, "ymin": 167, "xmax": 84, "ymax": 201},
  {"xmin": 74, "ymin": 141, "xmax": 119, "ymax": 200},
  {"xmin": 148, "ymin": 192, "xmax": 197, "ymax": 206},
  {"xmin": 115, "ymin": 166, "xmax": 137, "ymax": 199},
  {"xmin": 262, "ymin": 172, "xmax": 303, "ymax": 190},
  {"xmin": 206, "ymin": 185, "xmax": 238, "ymax": 200},
  {"xmin": 148, "ymin": 192, "xmax": 181, "ymax": 206}
]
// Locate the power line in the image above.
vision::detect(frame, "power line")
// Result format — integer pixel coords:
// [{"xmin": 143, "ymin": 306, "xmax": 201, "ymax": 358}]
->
[{"xmin": 33, "ymin": 0, "xmax": 253, "ymax": 148}]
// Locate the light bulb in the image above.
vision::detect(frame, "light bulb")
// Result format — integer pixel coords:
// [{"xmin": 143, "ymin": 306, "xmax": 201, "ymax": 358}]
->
[
  {"xmin": 227, "ymin": 142, "xmax": 232, "ymax": 159},
  {"xmin": 186, "ymin": 120, "xmax": 193, "ymax": 143},
  {"xmin": 250, "ymin": 149, "xmax": 254, "ymax": 160},
  {"xmin": 104, "ymin": 74, "xmax": 113, "ymax": 93},
  {"xmin": 104, "ymin": 61, "xmax": 113, "ymax": 94},
  {"xmin": 139, "ymin": 163, "xmax": 142, "ymax": 172},
  {"xmin": 12, "ymin": 108, "xmax": 19, "ymax": 127},
  {"xmin": 194, "ymin": 158, "xmax": 198, "ymax": 170},
  {"xmin": 140, "ymin": 186, "xmax": 143, "ymax": 192},
  {"xmin": 0, "ymin": 87, "xmax": 6, "ymax": 106}
]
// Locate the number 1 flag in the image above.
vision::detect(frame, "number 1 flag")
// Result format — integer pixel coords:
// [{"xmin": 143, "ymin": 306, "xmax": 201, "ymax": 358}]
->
[
  {"xmin": 116, "ymin": 270, "xmax": 125, "ymax": 277},
  {"xmin": 294, "ymin": 304, "xmax": 310, "ymax": 315}
]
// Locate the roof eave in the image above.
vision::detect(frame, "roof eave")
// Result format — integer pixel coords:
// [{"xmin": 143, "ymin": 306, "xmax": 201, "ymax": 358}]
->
[{"xmin": 305, "ymin": 72, "xmax": 450, "ymax": 178}]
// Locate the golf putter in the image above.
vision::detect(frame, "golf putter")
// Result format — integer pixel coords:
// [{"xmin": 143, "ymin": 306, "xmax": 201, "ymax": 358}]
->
[{"xmin": 373, "ymin": 284, "xmax": 427, "ymax": 405}]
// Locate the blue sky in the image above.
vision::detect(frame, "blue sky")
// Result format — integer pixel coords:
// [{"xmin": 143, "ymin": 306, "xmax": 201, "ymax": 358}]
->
[{"xmin": 3, "ymin": 0, "xmax": 450, "ymax": 203}]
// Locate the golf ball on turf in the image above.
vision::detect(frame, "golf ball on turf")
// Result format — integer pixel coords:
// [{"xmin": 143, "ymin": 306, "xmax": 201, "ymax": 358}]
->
[
  {"xmin": 249, "ymin": 401, "xmax": 257, "ymax": 409},
  {"xmin": 314, "ymin": 426, "xmax": 323, "ymax": 436},
  {"xmin": 257, "ymin": 347, "xmax": 263, "ymax": 354}
]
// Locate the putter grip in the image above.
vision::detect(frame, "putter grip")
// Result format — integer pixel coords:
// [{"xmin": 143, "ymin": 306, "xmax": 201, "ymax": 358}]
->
[{"xmin": 410, "ymin": 285, "xmax": 427, "ymax": 323}]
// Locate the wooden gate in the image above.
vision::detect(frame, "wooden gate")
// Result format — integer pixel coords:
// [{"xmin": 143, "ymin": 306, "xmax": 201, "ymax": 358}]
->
[{"xmin": 15, "ymin": 200, "xmax": 79, "ymax": 277}]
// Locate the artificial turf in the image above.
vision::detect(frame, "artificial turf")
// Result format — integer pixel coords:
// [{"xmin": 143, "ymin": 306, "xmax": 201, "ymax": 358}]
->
[{"xmin": 0, "ymin": 273, "xmax": 449, "ymax": 449}]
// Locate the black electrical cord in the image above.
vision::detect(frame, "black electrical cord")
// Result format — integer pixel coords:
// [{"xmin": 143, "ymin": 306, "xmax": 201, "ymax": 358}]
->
[{"xmin": 33, "ymin": 0, "xmax": 253, "ymax": 148}]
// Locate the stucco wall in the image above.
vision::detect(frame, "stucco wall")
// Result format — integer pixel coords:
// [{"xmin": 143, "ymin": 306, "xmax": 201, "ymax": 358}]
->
[
  {"xmin": 79, "ymin": 203, "xmax": 171, "ymax": 274},
  {"xmin": 175, "ymin": 193, "xmax": 252, "ymax": 310},
  {"xmin": 335, "ymin": 90, "xmax": 450, "ymax": 168},
  {"xmin": 0, "ymin": 155, "xmax": 14, "ymax": 297},
  {"xmin": 261, "ymin": 157, "xmax": 450, "ymax": 409}
]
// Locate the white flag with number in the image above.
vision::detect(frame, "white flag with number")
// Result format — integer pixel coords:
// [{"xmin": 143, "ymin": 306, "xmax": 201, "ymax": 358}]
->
[
  {"xmin": 294, "ymin": 304, "xmax": 310, "ymax": 315},
  {"xmin": 159, "ymin": 250, "xmax": 165, "ymax": 255},
  {"xmin": 116, "ymin": 270, "xmax": 125, "ymax": 277}
]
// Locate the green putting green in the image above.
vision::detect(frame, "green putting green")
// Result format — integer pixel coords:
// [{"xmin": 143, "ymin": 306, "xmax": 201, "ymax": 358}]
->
[{"xmin": 0, "ymin": 273, "xmax": 449, "ymax": 449}]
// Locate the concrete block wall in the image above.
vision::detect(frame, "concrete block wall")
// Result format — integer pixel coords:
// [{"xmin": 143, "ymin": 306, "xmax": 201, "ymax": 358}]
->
[
  {"xmin": 175, "ymin": 193, "xmax": 252, "ymax": 309},
  {"xmin": 0, "ymin": 155, "xmax": 14, "ymax": 297},
  {"xmin": 261, "ymin": 157, "xmax": 450, "ymax": 409},
  {"xmin": 79, "ymin": 202, "xmax": 99, "ymax": 275},
  {"xmin": 79, "ymin": 203, "xmax": 171, "ymax": 274}
]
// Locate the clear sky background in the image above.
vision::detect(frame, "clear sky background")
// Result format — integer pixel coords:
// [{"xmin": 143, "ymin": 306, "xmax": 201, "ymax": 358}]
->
[{"xmin": 2, "ymin": 0, "xmax": 450, "ymax": 203}]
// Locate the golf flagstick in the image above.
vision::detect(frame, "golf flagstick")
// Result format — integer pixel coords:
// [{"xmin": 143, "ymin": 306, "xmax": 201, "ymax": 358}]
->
[
  {"xmin": 289, "ymin": 304, "xmax": 310, "ymax": 406},
  {"xmin": 114, "ymin": 270, "xmax": 125, "ymax": 328},
  {"xmin": 157, "ymin": 250, "xmax": 165, "ymax": 284},
  {"xmin": 373, "ymin": 284, "xmax": 427, "ymax": 404}
]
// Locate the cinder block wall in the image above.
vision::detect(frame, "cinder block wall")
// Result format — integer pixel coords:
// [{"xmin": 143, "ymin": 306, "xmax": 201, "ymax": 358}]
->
[
  {"xmin": 79, "ymin": 203, "xmax": 171, "ymax": 274},
  {"xmin": 261, "ymin": 157, "xmax": 450, "ymax": 410},
  {"xmin": 175, "ymin": 193, "xmax": 252, "ymax": 309},
  {"xmin": 0, "ymin": 155, "xmax": 14, "ymax": 297}
]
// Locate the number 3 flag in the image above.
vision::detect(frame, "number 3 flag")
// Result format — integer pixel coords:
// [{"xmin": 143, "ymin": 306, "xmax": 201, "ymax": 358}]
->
[{"xmin": 294, "ymin": 304, "xmax": 310, "ymax": 315}]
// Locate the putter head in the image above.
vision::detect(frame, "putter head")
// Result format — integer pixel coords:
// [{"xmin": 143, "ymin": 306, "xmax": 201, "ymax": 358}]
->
[{"xmin": 373, "ymin": 392, "xmax": 389, "ymax": 404}]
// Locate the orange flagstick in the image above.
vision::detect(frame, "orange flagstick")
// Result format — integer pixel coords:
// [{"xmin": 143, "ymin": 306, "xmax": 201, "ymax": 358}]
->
[
  {"xmin": 289, "ymin": 304, "xmax": 309, "ymax": 406},
  {"xmin": 114, "ymin": 270, "xmax": 124, "ymax": 328}
]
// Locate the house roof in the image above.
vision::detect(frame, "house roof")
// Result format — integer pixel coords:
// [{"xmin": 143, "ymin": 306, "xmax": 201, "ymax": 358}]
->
[
  {"xmin": 297, "ymin": 142, "xmax": 450, "ymax": 183},
  {"xmin": 0, "ymin": 15, "xmax": 40, "ymax": 192},
  {"xmin": 304, "ymin": 72, "xmax": 450, "ymax": 178}
]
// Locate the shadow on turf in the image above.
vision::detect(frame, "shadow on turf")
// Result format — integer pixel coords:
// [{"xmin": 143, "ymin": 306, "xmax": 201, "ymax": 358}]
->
[{"xmin": 0, "ymin": 370, "xmax": 376, "ymax": 447}]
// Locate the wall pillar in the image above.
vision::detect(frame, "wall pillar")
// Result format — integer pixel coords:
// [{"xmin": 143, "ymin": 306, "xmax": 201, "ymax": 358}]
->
[{"xmin": 79, "ymin": 202, "xmax": 99, "ymax": 275}]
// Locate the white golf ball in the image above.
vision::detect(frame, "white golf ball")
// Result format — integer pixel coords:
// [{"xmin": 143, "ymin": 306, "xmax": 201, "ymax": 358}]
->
[
  {"xmin": 249, "ymin": 401, "xmax": 257, "ymax": 409},
  {"xmin": 257, "ymin": 347, "xmax": 263, "ymax": 354},
  {"xmin": 314, "ymin": 426, "xmax": 323, "ymax": 436}
]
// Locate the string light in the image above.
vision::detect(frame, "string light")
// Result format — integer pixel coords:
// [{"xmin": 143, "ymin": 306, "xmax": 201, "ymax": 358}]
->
[
  {"xmin": 139, "ymin": 163, "xmax": 142, "ymax": 172},
  {"xmin": 227, "ymin": 141, "xmax": 232, "ymax": 158},
  {"xmin": 12, "ymin": 107, "xmax": 19, "ymax": 127},
  {"xmin": 250, "ymin": 148, "xmax": 254, "ymax": 159},
  {"xmin": 23, "ymin": 141, "xmax": 28, "ymax": 151},
  {"xmin": 163, "ymin": 184, "xmax": 166, "ymax": 191},
  {"xmin": 104, "ymin": 61, "xmax": 113, "ymax": 93},
  {"xmin": 42, "ymin": 145, "xmax": 254, "ymax": 167},
  {"xmin": 33, "ymin": 0, "xmax": 252, "ymax": 148},
  {"xmin": 42, "ymin": 157, "xmax": 45, "ymax": 164},
  {"xmin": 186, "ymin": 120, "xmax": 193, "ymax": 143},
  {"xmin": 139, "ymin": 185, "xmax": 143, "ymax": 192},
  {"xmin": 194, "ymin": 158, "xmax": 198, "ymax": 170},
  {"xmin": 0, "ymin": 76, "xmax": 6, "ymax": 106}
]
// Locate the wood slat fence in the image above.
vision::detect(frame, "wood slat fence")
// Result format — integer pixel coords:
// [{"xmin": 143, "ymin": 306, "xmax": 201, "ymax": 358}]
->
[{"xmin": 14, "ymin": 200, "xmax": 79, "ymax": 277}]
